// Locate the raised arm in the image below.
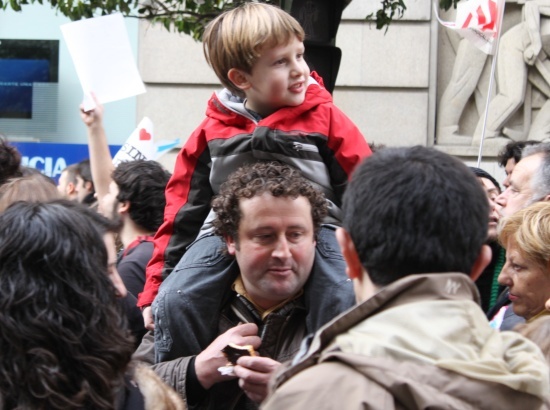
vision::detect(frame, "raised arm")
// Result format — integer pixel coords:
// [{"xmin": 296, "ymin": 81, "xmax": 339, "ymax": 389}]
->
[{"xmin": 80, "ymin": 94, "xmax": 114, "ymax": 206}]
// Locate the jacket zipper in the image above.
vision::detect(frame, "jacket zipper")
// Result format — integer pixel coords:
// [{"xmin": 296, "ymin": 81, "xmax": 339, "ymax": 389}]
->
[{"xmin": 292, "ymin": 142, "xmax": 318, "ymax": 152}]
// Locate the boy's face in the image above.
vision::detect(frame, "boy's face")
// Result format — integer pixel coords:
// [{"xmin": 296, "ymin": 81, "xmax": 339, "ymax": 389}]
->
[{"xmin": 239, "ymin": 36, "xmax": 310, "ymax": 117}]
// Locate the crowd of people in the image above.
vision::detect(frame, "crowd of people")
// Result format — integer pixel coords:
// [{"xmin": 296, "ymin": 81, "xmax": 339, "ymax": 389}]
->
[{"xmin": 1, "ymin": 2, "xmax": 550, "ymax": 409}]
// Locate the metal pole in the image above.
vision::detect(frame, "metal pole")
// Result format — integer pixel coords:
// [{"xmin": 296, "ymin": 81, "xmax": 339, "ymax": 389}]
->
[{"xmin": 476, "ymin": 0, "xmax": 506, "ymax": 167}]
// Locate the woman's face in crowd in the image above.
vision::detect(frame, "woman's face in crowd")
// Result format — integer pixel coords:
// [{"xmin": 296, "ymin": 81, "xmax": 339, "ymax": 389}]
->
[
  {"xmin": 499, "ymin": 238, "xmax": 550, "ymax": 320},
  {"xmin": 480, "ymin": 177, "xmax": 500, "ymax": 242}
]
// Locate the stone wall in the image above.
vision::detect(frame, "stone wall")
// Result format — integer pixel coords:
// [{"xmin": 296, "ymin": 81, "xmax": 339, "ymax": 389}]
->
[{"xmin": 137, "ymin": 0, "xmax": 515, "ymax": 182}]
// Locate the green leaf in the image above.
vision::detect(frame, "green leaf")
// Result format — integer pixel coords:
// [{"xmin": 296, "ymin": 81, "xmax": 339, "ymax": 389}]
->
[{"xmin": 9, "ymin": 0, "xmax": 22, "ymax": 11}]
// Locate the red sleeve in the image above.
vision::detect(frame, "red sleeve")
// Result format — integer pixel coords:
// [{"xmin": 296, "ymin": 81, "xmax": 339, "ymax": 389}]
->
[
  {"xmin": 326, "ymin": 103, "xmax": 372, "ymax": 179},
  {"xmin": 138, "ymin": 124, "xmax": 213, "ymax": 307}
]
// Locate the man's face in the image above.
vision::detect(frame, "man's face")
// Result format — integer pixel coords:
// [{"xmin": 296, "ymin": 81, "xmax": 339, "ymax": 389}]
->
[
  {"xmin": 75, "ymin": 176, "xmax": 90, "ymax": 203},
  {"xmin": 480, "ymin": 177, "xmax": 500, "ymax": 242},
  {"xmin": 498, "ymin": 238, "xmax": 550, "ymax": 321},
  {"xmin": 57, "ymin": 170, "xmax": 77, "ymax": 200},
  {"xmin": 496, "ymin": 154, "xmax": 542, "ymax": 217},
  {"xmin": 100, "ymin": 181, "xmax": 122, "ymax": 226},
  {"xmin": 240, "ymin": 36, "xmax": 310, "ymax": 118},
  {"xmin": 502, "ymin": 158, "xmax": 516, "ymax": 189},
  {"xmin": 226, "ymin": 193, "xmax": 316, "ymax": 310}
]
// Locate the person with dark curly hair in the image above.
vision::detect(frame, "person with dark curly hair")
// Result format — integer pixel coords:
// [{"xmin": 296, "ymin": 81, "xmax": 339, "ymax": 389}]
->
[
  {"xmin": 0, "ymin": 200, "xmax": 184, "ymax": 410},
  {"xmin": 210, "ymin": 162, "xmax": 328, "ymax": 241},
  {"xmin": 497, "ymin": 140, "xmax": 540, "ymax": 188},
  {"xmin": 103, "ymin": 160, "xmax": 171, "ymax": 299},
  {"xmin": 135, "ymin": 161, "xmax": 354, "ymax": 409}
]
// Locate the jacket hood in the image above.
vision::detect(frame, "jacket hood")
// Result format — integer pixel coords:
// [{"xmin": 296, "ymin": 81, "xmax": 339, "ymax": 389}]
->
[
  {"xmin": 282, "ymin": 273, "xmax": 550, "ymax": 402},
  {"xmin": 205, "ymin": 72, "xmax": 332, "ymax": 126},
  {"xmin": 331, "ymin": 298, "xmax": 549, "ymax": 399}
]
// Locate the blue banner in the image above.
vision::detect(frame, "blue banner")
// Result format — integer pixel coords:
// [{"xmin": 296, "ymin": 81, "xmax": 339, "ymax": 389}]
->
[{"xmin": 11, "ymin": 141, "xmax": 121, "ymax": 183}]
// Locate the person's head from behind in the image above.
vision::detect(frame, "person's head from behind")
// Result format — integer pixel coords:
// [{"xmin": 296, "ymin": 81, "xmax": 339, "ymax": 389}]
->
[
  {"xmin": 57, "ymin": 163, "xmax": 79, "ymax": 200},
  {"xmin": 338, "ymin": 146, "xmax": 490, "ymax": 302},
  {"xmin": 212, "ymin": 161, "xmax": 327, "ymax": 310},
  {"xmin": 0, "ymin": 174, "xmax": 60, "ymax": 213},
  {"xmin": 498, "ymin": 202, "xmax": 550, "ymax": 321},
  {"xmin": 470, "ymin": 167, "xmax": 501, "ymax": 242},
  {"xmin": 498, "ymin": 140, "xmax": 540, "ymax": 188},
  {"xmin": 0, "ymin": 138, "xmax": 22, "ymax": 186},
  {"xmin": 75, "ymin": 159, "xmax": 95, "ymax": 204},
  {"xmin": 203, "ymin": 2, "xmax": 309, "ymax": 117},
  {"xmin": 0, "ymin": 200, "xmax": 133, "ymax": 409},
  {"xmin": 496, "ymin": 142, "xmax": 550, "ymax": 217},
  {"xmin": 100, "ymin": 160, "xmax": 171, "ymax": 232}
]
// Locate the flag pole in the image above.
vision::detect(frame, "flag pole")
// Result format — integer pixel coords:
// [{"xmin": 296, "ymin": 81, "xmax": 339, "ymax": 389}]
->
[{"xmin": 476, "ymin": 0, "xmax": 506, "ymax": 167}]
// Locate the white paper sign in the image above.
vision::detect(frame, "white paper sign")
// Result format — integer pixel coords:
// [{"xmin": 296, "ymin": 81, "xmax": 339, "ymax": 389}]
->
[{"xmin": 61, "ymin": 13, "xmax": 146, "ymax": 110}]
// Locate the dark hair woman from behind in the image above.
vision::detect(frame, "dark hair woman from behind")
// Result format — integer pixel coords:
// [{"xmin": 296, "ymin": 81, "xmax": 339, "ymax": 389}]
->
[{"xmin": 0, "ymin": 201, "xmax": 183, "ymax": 410}]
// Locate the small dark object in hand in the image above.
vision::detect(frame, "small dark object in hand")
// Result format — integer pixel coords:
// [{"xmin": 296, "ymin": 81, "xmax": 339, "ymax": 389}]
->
[{"xmin": 222, "ymin": 343, "xmax": 257, "ymax": 365}]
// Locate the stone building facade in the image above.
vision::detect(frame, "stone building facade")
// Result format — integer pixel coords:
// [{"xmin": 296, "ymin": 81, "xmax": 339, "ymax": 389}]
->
[{"xmin": 141, "ymin": 0, "xmax": 537, "ymax": 182}]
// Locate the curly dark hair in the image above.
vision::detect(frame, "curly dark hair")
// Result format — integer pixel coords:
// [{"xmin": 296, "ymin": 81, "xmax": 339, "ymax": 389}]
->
[
  {"xmin": 0, "ymin": 138, "xmax": 22, "ymax": 186},
  {"xmin": 0, "ymin": 200, "xmax": 134, "ymax": 409},
  {"xmin": 497, "ymin": 140, "xmax": 540, "ymax": 168},
  {"xmin": 212, "ymin": 161, "xmax": 327, "ymax": 240},
  {"xmin": 112, "ymin": 160, "xmax": 171, "ymax": 232}
]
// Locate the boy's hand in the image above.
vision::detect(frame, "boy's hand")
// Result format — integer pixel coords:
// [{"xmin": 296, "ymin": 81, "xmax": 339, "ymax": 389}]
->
[
  {"xmin": 142, "ymin": 306, "xmax": 155, "ymax": 331},
  {"xmin": 234, "ymin": 356, "xmax": 281, "ymax": 403},
  {"xmin": 195, "ymin": 323, "xmax": 261, "ymax": 389}
]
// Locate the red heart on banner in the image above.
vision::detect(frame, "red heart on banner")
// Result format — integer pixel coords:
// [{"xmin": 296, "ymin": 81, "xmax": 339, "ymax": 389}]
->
[{"xmin": 139, "ymin": 129, "xmax": 152, "ymax": 141}]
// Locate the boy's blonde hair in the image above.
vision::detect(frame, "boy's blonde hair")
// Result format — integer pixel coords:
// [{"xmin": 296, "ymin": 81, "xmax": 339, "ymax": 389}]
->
[{"xmin": 203, "ymin": 2, "xmax": 305, "ymax": 97}]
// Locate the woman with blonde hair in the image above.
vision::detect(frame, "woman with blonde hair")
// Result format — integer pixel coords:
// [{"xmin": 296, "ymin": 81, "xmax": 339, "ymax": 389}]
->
[{"xmin": 498, "ymin": 201, "xmax": 550, "ymax": 322}]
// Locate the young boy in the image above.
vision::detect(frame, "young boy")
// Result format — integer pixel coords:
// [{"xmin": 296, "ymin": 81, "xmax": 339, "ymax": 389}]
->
[{"xmin": 138, "ymin": 3, "xmax": 371, "ymax": 335}]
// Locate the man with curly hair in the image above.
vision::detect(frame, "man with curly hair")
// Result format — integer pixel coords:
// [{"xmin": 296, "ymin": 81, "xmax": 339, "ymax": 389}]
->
[{"xmin": 135, "ymin": 161, "xmax": 353, "ymax": 409}]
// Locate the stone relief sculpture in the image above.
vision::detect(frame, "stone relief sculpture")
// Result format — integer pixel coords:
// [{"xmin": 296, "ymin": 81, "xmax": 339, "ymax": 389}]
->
[
  {"xmin": 472, "ymin": 0, "xmax": 550, "ymax": 144},
  {"xmin": 437, "ymin": 38, "xmax": 491, "ymax": 145},
  {"xmin": 437, "ymin": 0, "xmax": 550, "ymax": 146}
]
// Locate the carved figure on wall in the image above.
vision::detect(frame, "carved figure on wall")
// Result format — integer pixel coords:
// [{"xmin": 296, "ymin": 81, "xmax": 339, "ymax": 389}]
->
[
  {"xmin": 437, "ymin": 37, "xmax": 490, "ymax": 145},
  {"xmin": 473, "ymin": 0, "xmax": 550, "ymax": 144}
]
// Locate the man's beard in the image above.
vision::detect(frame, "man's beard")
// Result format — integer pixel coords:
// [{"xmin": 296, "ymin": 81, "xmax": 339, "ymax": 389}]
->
[{"xmin": 110, "ymin": 199, "xmax": 124, "ymax": 231}]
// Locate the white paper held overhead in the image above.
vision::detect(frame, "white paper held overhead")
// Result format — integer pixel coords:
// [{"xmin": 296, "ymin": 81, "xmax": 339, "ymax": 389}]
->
[{"xmin": 60, "ymin": 13, "xmax": 146, "ymax": 111}]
